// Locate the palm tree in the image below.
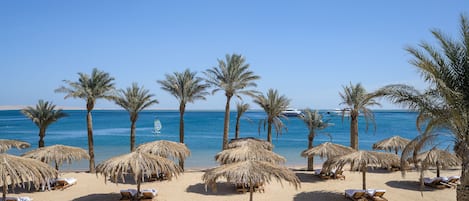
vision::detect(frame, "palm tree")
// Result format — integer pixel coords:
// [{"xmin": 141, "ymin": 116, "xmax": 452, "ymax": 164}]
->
[
  {"xmin": 204, "ymin": 54, "xmax": 260, "ymax": 150},
  {"xmin": 339, "ymin": 82, "xmax": 381, "ymax": 150},
  {"xmin": 300, "ymin": 108, "xmax": 330, "ymax": 171},
  {"xmin": 235, "ymin": 102, "xmax": 250, "ymax": 139},
  {"xmin": 21, "ymin": 100, "xmax": 68, "ymax": 148},
  {"xmin": 157, "ymin": 69, "xmax": 209, "ymax": 170},
  {"xmin": 55, "ymin": 68, "xmax": 115, "ymax": 173},
  {"xmin": 253, "ymin": 89, "xmax": 290, "ymax": 145},
  {"xmin": 378, "ymin": 14, "xmax": 469, "ymax": 200},
  {"xmin": 114, "ymin": 83, "xmax": 158, "ymax": 152}
]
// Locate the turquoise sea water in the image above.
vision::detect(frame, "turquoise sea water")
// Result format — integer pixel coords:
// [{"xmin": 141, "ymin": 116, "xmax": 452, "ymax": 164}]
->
[{"xmin": 0, "ymin": 110, "xmax": 453, "ymax": 170}]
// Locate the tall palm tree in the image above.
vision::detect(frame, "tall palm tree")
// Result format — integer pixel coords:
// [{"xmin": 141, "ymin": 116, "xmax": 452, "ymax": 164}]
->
[
  {"xmin": 253, "ymin": 89, "xmax": 290, "ymax": 145},
  {"xmin": 114, "ymin": 83, "xmax": 158, "ymax": 152},
  {"xmin": 55, "ymin": 68, "xmax": 115, "ymax": 173},
  {"xmin": 339, "ymin": 82, "xmax": 381, "ymax": 150},
  {"xmin": 235, "ymin": 102, "xmax": 250, "ymax": 139},
  {"xmin": 300, "ymin": 108, "xmax": 330, "ymax": 171},
  {"xmin": 379, "ymin": 14, "xmax": 469, "ymax": 200},
  {"xmin": 158, "ymin": 69, "xmax": 209, "ymax": 170},
  {"xmin": 204, "ymin": 54, "xmax": 260, "ymax": 150},
  {"xmin": 21, "ymin": 100, "xmax": 68, "ymax": 148}
]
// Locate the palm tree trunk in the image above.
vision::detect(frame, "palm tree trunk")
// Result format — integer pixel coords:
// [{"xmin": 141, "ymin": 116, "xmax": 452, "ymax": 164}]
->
[
  {"xmin": 222, "ymin": 96, "xmax": 232, "ymax": 150},
  {"xmin": 130, "ymin": 120, "xmax": 137, "ymax": 152},
  {"xmin": 350, "ymin": 113, "xmax": 359, "ymax": 150},
  {"xmin": 267, "ymin": 120, "xmax": 273, "ymax": 144},
  {"xmin": 86, "ymin": 102, "xmax": 96, "ymax": 173},
  {"xmin": 235, "ymin": 116, "xmax": 241, "ymax": 139},
  {"xmin": 307, "ymin": 131, "xmax": 315, "ymax": 171},
  {"xmin": 457, "ymin": 151, "xmax": 469, "ymax": 201},
  {"xmin": 179, "ymin": 103, "xmax": 186, "ymax": 170},
  {"xmin": 38, "ymin": 127, "xmax": 46, "ymax": 148}
]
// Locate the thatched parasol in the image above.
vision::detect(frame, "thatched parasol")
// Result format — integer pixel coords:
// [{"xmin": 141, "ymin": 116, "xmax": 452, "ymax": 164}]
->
[
  {"xmin": 0, "ymin": 139, "xmax": 30, "ymax": 153},
  {"xmin": 416, "ymin": 148, "xmax": 461, "ymax": 177},
  {"xmin": 96, "ymin": 151, "xmax": 182, "ymax": 194},
  {"xmin": 329, "ymin": 150, "xmax": 399, "ymax": 190},
  {"xmin": 215, "ymin": 145, "xmax": 286, "ymax": 164},
  {"xmin": 301, "ymin": 142, "xmax": 354, "ymax": 159},
  {"xmin": 136, "ymin": 140, "xmax": 191, "ymax": 160},
  {"xmin": 22, "ymin": 144, "xmax": 89, "ymax": 171},
  {"xmin": 0, "ymin": 153, "xmax": 57, "ymax": 200},
  {"xmin": 372, "ymin": 136, "xmax": 410, "ymax": 154},
  {"xmin": 203, "ymin": 160, "xmax": 300, "ymax": 201},
  {"xmin": 227, "ymin": 137, "xmax": 273, "ymax": 150}
]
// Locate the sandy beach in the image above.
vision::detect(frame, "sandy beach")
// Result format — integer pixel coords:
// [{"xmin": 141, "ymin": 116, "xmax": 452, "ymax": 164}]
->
[{"xmin": 10, "ymin": 167, "xmax": 459, "ymax": 201}]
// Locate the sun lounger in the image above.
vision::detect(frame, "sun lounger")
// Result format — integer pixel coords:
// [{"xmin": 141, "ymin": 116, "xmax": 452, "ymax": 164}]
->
[
  {"xmin": 53, "ymin": 177, "xmax": 77, "ymax": 190},
  {"xmin": 140, "ymin": 189, "xmax": 157, "ymax": 200},
  {"xmin": 424, "ymin": 177, "xmax": 449, "ymax": 189},
  {"xmin": 120, "ymin": 189, "xmax": 137, "ymax": 200},
  {"xmin": 441, "ymin": 175, "xmax": 460, "ymax": 188},
  {"xmin": 236, "ymin": 183, "xmax": 248, "ymax": 193},
  {"xmin": 366, "ymin": 189, "xmax": 387, "ymax": 201},
  {"xmin": 0, "ymin": 197, "xmax": 33, "ymax": 201},
  {"xmin": 345, "ymin": 189, "xmax": 367, "ymax": 201},
  {"xmin": 253, "ymin": 182, "xmax": 265, "ymax": 193},
  {"xmin": 333, "ymin": 170, "xmax": 346, "ymax": 180}
]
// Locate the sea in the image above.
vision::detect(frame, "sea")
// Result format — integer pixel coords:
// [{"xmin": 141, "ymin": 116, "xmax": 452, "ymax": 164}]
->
[{"xmin": 0, "ymin": 110, "xmax": 454, "ymax": 170}]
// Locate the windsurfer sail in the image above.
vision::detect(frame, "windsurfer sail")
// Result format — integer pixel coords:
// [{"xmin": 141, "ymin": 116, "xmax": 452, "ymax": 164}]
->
[{"xmin": 153, "ymin": 118, "xmax": 162, "ymax": 134}]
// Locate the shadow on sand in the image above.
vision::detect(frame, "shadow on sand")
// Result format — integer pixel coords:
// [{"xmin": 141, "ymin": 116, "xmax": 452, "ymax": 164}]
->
[
  {"xmin": 385, "ymin": 180, "xmax": 436, "ymax": 192},
  {"xmin": 72, "ymin": 193, "xmax": 120, "ymax": 201},
  {"xmin": 295, "ymin": 172, "xmax": 322, "ymax": 183},
  {"xmin": 186, "ymin": 182, "xmax": 239, "ymax": 196},
  {"xmin": 294, "ymin": 191, "xmax": 347, "ymax": 201}
]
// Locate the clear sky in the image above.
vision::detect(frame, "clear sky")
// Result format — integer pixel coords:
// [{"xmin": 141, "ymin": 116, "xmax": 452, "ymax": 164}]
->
[{"xmin": 1, "ymin": 1, "xmax": 468, "ymax": 110}]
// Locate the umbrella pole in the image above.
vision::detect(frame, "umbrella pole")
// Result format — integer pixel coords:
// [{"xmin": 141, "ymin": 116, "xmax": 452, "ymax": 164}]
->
[
  {"xmin": 362, "ymin": 167, "xmax": 366, "ymax": 190},
  {"xmin": 137, "ymin": 175, "xmax": 141, "ymax": 198},
  {"xmin": 249, "ymin": 182, "xmax": 254, "ymax": 201},
  {"xmin": 3, "ymin": 173, "xmax": 7, "ymax": 201},
  {"xmin": 436, "ymin": 161, "xmax": 440, "ymax": 177}
]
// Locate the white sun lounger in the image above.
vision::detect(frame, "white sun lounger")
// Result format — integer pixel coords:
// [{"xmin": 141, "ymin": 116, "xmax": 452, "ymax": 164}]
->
[
  {"xmin": 141, "ymin": 188, "xmax": 158, "ymax": 199},
  {"xmin": 53, "ymin": 177, "xmax": 77, "ymax": 190},
  {"xmin": 345, "ymin": 189, "xmax": 366, "ymax": 200},
  {"xmin": 0, "ymin": 197, "xmax": 33, "ymax": 201},
  {"xmin": 120, "ymin": 189, "xmax": 138, "ymax": 200}
]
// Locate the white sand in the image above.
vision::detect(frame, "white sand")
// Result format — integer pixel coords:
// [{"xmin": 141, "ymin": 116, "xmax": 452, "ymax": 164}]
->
[{"xmin": 10, "ymin": 168, "xmax": 459, "ymax": 201}]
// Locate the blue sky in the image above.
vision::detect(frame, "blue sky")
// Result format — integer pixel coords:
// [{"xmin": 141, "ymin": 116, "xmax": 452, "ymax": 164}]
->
[{"xmin": 1, "ymin": 1, "xmax": 468, "ymax": 110}]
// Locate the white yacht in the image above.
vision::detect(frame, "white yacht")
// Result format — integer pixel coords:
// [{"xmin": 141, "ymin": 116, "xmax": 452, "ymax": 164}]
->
[
  {"xmin": 326, "ymin": 108, "xmax": 351, "ymax": 116},
  {"xmin": 281, "ymin": 108, "xmax": 303, "ymax": 117}
]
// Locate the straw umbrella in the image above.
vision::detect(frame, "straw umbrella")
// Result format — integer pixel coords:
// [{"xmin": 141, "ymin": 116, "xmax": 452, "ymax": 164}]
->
[
  {"xmin": 136, "ymin": 140, "xmax": 190, "ymax": 161},
  {"xmin": 227, "ymin": 137, "xmax": 273, "ymax": 150},
  {"xmin": 22, "ymin": 144, "xmax": 89, "ymax": 171},
  {"xmin": 96, "ymin": 151, "xmax": 182, "ymax": 194},
  {"xmin": 215, "ymin": 145, "xmax": 286, "ymax": 164},
  {"xmin": 372, "ymin": 136, "xmax": 410, "ymax": 154},
  {"xmin": 203, "ymin": 160, "xmax": 300, "ymax": 201},
  {"xmin": 0, "ymin": 139, "xmax": 30, "ymax": 153},
  {"xmin": 416, "ymin": 148, "xmax": 461, "ymax": 177},
  {"xmin": 329, "ymin": 150, "xmax": 399, "ymax": 190},
  {"xmin": 301, "ymin": 142, "xmax": 354, "ymax": 160},
  {"xmin": 0, "ymin": 153, "xmax": 57, "ymax": 200},
  {"xmin": 301, "ymin": 142, "xmax": 354, "ymax": 172}
]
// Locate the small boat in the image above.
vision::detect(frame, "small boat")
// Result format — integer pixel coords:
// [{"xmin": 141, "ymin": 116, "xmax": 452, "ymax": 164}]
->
[
  {"xmin": 281, "ymin": 108, "xmax": 303, "ymax": 117},
  {"xmin": 153, "ymin": 118, "xmax": 162, "ymax": 134}
]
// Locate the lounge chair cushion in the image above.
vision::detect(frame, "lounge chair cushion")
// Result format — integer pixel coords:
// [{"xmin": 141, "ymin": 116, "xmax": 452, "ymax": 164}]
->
[
  {"xmin": 141, "ymin": 189, "xmax": 158, "ymax": 198},
  {"xmin": 0, "ymin": 197, "xmax": 33, "ymax": 201},
  {"xmin": 345, "ymin": 189, "xmax": 366, "ymax": 199},
  {"xmin": 120, "ymin": 189, "xmax": 138, "ymax": 197}
]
